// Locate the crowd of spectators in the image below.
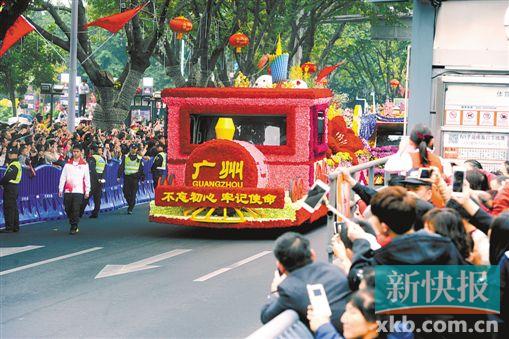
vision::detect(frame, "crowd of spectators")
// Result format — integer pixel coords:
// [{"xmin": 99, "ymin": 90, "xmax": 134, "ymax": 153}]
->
[
  {"xmin": 0, "ymin": 118, "xmax": 166, "ymax": 170},
  {"xmin": 261, "ymin": 124, "xmax": 509, "ymax": 339}
]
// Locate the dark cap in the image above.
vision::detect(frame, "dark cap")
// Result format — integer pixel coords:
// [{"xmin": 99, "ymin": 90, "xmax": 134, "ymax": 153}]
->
[
  {"xmin": 7, "ymin": 147, "xmax": 19, "ymax": 155},
  {"xmin": 401, "ymin": 177, "xmax": 433, "ymax": 187},
  {"xmin": 130, "ymin": 143, "xmax": 140, "ymax": 149}
]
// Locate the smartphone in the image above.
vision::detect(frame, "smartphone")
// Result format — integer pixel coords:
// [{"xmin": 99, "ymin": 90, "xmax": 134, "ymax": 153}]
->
[
  {"xmin": 307, "ymin": 284, "xmax": 332, "ymax": 318},
  {"xmin": 301, "ymin": 180, "xmax": 330, "ymax": 213},
  {"xmin": 418, "ymin": 168, "xmax": 433, "ymax": 179},
  {"xmin": 452, "ymin": 167, "xmax": 466, "ymax": 193},
  {"xmin": 334, "ymin": 222, "xmax": 353, "ymax": 249}
]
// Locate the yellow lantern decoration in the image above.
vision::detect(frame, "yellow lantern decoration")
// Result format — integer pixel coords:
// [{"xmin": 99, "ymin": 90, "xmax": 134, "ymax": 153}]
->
[{"xmin": 215, "ymin": 118, "xmax": 235, "ymax": 140}]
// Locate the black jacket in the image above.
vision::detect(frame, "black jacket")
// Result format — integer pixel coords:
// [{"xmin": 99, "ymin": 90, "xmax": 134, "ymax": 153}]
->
[
  {"xmin": 348, "ymin": 230, "xmax": 467, "ymax": 290},
  {"xmin": 261, "ymin": 261, "xmax": 351, "ymax": 332},
  {"xmin": 151, "ymin": 153, "xmax": 165, "ymax": 172}
]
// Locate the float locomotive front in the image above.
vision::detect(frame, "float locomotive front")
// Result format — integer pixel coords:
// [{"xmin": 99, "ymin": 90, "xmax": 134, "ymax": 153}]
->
[{"xmin": 149, "ymin": 87, "xmax": 332, "ymax": 228}]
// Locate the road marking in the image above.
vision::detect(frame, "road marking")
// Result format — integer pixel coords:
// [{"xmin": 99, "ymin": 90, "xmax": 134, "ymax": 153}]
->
[
  {"xmin": 194, "ymin": 250, "xmax": 272, "ymax": 282},
  {"xmin": 0, "ymin": 247, "xmax": 103, "ymax": 276},
  {"xmin": 95, "ymin": 249, "xmax": 192, "ymax": 279},
  {"xmin": 0, "ymin": 245, "xmax": 44, "ymax": 257}
]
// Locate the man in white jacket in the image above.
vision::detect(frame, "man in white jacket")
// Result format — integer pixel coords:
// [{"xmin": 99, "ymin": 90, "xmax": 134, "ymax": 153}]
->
[{"xmin": 59, "ymin": 144, "xmax": 90, "ymax": 234}]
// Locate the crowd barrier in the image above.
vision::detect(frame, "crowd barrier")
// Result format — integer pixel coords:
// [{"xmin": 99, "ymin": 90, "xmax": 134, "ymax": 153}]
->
[
  {"xmin": 0, "ymin": 159, "xmax": 156, "ymax": 227},
  {"xmin": 246, "ymin": 310, "xmax": 313, "ymax": 339}
]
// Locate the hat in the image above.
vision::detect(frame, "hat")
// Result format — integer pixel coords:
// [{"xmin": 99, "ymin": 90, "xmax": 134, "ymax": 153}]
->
[
  {"xmin": 7, "ymin": 146, "xmax": 19, "ymax": 155},
  {"xmin": 130, "ymin": 143, "xmax": 140, "ymax": 149},
  {"xmin": 401, "ymin": 177, "xmax": 433, "ymax": 187},
  {"xmin": 91, "ymin": 144, "xmax": 103, "ymax": 152}
]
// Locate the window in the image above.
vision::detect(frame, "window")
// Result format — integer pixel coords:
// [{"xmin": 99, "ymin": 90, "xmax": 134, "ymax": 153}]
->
[
  {"xmin": 317, "ymin": 111, "xmax": 325, "ymax": 144},
  {"xmin": 190, "ymin": 114, "xmax": 287, "ymax": 146}
]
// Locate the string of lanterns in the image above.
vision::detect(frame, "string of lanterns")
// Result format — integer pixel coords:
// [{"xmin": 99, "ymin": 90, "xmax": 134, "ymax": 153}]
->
[{"xmin": 168, "ymin": 16, "xmax": 249, "ymax": 53}]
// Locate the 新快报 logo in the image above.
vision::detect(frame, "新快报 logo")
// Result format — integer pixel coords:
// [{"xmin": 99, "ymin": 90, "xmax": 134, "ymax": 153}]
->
[{"xmin": 375, "ymin": 265, "xmax": 500, "ymax": 314}]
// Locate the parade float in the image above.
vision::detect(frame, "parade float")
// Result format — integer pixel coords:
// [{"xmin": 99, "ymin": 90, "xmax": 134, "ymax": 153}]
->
[{"xmin": 148, "ymin": 37, "xmax": 369, "ymax": 228}]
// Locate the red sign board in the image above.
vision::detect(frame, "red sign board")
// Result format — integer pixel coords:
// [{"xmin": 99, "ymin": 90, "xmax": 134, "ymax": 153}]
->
[
  {"xmin": 155, "ymin": 186, "xmax": 285, "ymax": 209},
  {"xmin": 184, "ymin": 139, "xmax": 260, "ymax": 188}
]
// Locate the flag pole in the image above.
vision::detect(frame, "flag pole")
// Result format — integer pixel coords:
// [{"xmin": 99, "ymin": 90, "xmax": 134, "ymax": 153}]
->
[
  {"xmin": 180, "ymin": 38, "xmax": 185, "ymax": 76},
  {"xmin": 68, "ymin": 0, "xmax": 78, "ymax": 132}
]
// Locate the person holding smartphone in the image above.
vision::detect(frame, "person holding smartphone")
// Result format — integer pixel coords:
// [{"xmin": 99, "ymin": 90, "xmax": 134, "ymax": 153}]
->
[
  {"xmin": 307, "ymin": 289, "xmax": 386, "ymax": 339},
  {"xmin": 384, "ymin": 124, "xmax": 444, "ymax": 176},
  {"xmin": 261, "ymin": 232, "xmax": 351, "ymax": 332}
]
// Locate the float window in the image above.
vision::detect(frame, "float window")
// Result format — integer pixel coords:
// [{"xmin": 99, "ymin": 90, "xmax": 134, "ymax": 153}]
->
[
  {"xmin": 190, "ymin": 114, "xmax": 287, "ymax": 145},
  {"xmin": 317, "ymin": 111, "xmax": 325, "ymax": 144}
]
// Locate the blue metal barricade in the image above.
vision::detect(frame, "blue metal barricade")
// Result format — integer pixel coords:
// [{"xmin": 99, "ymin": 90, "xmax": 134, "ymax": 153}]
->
[{"xmin": 0, "ymin": 158, "xmax": 155, "ymax": 226}]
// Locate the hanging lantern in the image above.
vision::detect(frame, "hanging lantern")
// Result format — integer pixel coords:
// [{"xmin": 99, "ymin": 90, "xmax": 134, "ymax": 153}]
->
[
  {"xmin": 169, "ymin": 16, "xmax": 193, "ymax": 40},
  {"xmin": 390, "ymin": 79, "xmax": 400, "ymax": 89},
  {"xmin": 301, "ymin": 62, "xmax": 317, "ymax": 74},
  {"xmin": 229, "ymin": 32, "xmax": 249, "ymax": 53}
]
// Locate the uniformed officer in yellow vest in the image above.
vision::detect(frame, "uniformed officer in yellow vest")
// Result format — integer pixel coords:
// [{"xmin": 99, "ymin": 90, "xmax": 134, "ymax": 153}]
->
[
  {"xmin": 0, "ymin": 146, "xmax": 22, "ymax": 233},
  {"xmin": 150, "ymin": 143, "xmax": 167, "ymax": 189},
  {"xmin": 81, "ymin": 144, "xmax": 106, "ymax": 219},
  {"xmin": 117, "ymin": 143, "xmax": 144, "ymax": 215}
]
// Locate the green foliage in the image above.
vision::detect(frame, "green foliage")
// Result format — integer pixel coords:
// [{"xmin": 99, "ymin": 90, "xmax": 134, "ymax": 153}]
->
[{"xmin": 0, "ymin": 33, "xmax": 63, "ymax": 112}]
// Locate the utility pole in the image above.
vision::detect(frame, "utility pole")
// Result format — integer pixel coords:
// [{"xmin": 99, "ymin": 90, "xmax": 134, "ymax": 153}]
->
[{"xmin": 68, "ymin": 0, "xmax": 78, "ymax": 132}]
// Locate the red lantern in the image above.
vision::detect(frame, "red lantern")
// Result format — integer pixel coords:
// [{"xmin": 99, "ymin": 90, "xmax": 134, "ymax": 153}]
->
[
  {"xmin": 229, "ymin": 32, "xmax": 249, "ymax": 53},
  {"xmin": 390, "ymin": 79, "xmax": 400, "ymax": 89},
  {"xmin": 301, "ymin": 62, "xmax": 317, "ymax": 73},
  {"xmin": 169, "ymin": 16, "xmax": 192, "ymax": 40}
]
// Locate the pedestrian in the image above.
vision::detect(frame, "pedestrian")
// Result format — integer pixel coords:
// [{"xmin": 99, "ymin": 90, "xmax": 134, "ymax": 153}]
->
[
  {"xmin": 58, "ymin": 144, "xmax": 90, "ymax": 235},
  {"xmin": 80, "ymin": 144, "xmax": 106, "ymax": 219},
  {"xmin": 150, "ymin": 143, "xmax": 166, "ymax": 189},
  {"xmin": 0, "ymin": 147, "xmax": 22, "ymax": 233},
  {"xmin": 117, "ymin": 143, "xmax": 144, "ymax": 214},
  {"xmin": 261, "ymin": 232, "xmax": 351, "ymax": 332},
  {"xmin": 78, "ymin": 79, "xmax": 90, "ymax": 117}
]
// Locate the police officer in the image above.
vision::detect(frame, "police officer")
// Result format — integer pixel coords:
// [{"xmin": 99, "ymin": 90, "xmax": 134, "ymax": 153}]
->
[
  {"xmin": 118, "ymin": 143, "xmax": 144, "ymax": 214},
  {"xmin": 81, "ymin": 144, "xmax": 106, "ymax": 218},
  {"xmin": 0, "ymin": 147, "xmax": 22, "ymax": 233},
  {"xmin": 151, "ymin": 143, "xmax": 167, "ymax": 189}
]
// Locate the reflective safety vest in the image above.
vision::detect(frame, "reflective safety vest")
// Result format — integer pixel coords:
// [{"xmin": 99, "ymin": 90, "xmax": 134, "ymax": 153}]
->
[
  {"xmin": 92, "ymin": 155, "xmax": 106, "ymax": 174},
  {"xmin": 156, "ymin": 152, "xmax": 167, "ymax": 170},
  {"xmin": 125, "ymin": 155, "xmax": 142, "ymax": 175},
  {"xmin": 6, "ymin": 160, "xmax": 22, "ymax": 184}
]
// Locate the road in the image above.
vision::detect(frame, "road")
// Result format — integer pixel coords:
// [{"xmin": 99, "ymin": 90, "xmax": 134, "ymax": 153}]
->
[{"xmin": 0, "ymin": 203, "xmax": 329, "ymax": 338}]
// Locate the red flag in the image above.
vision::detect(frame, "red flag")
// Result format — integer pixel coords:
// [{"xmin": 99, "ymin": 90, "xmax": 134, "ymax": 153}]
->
[
  {"xmin": 84, "ymin": 3, "xmax": 147, "ymax": 33},
  {"xmin": 315, "ymin": 61, "xmax": 345, "ymax": 83},
  {"xmin": 0, "ymin": 16, "xmax": 35, "ymax": 58}
]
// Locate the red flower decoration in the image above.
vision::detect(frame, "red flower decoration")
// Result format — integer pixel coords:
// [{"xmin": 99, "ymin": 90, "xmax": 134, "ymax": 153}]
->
[{"xmin": 327, "ymin": 115, "xmax": 364, "ymax": 164}]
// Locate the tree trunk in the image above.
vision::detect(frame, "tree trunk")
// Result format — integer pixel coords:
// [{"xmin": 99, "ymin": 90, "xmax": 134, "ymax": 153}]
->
[
  {"xmin": 93, "ymin": 67, "xmax": 144, "ymax": 129},
  {"xmin": 93, "ymin": 86, "xmax": 116, "ymax": 129}
]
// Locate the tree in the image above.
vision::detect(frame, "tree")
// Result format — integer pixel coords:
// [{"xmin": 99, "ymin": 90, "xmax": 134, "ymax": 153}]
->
[
  {"xmin": 30, "ymin": 0, "xmax": 171, "ymax": 129},
  {"xmin": 0, "ymin": 33, "xmax": 62, "ymax": 117},
  {"xmin": 319, "ymin": 22, "xmax": 409, "ymax": 102},
  {"xmin": 0, "ymin": 0, "xmax": 31, "ymax": 42}
]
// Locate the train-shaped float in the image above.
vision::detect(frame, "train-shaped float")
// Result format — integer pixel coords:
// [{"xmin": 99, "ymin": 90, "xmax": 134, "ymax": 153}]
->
[{"xmin": 148, "ymin": 87, "xmax": 337, "ymax": 228}]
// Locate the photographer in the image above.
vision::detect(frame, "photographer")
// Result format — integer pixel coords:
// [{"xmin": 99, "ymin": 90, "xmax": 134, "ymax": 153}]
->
[
  {"xmin": 347, "ymin": 186, "xmax": 466, "ymax": 291},
  {"xmin": 260, "ymin": 232, "xmax": 351, "ymax": 332}
]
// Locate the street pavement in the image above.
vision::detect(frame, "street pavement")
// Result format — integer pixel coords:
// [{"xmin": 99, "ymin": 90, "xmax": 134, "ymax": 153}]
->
[{"xmin": 0, "ymin": 203, "xmax": 329, "ymax": 338}]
